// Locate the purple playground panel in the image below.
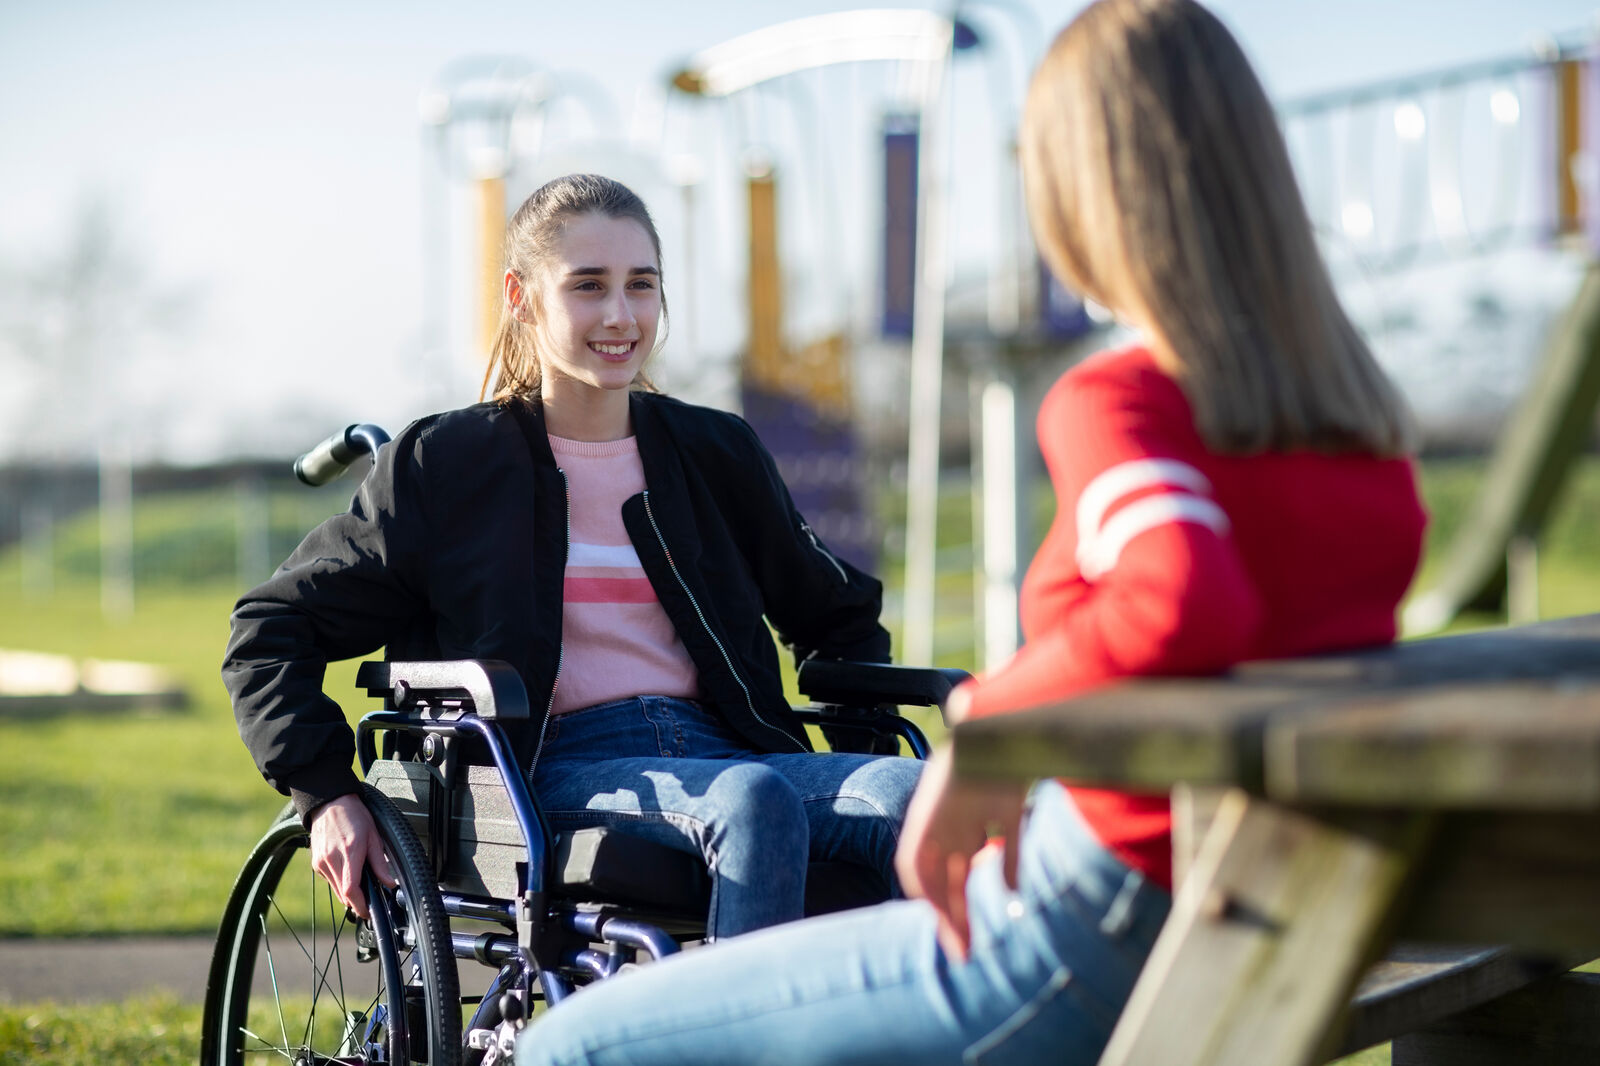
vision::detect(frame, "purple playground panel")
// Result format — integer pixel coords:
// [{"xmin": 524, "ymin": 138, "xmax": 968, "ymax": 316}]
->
[
  {"xmin": 882, "ymin": 116, "xmax": 919, "ymax": 341},
  {"xmin": 1040, "ymin": 262, "xmax": 1094, "ymax": 340},
  {"xmin": 740, "ymin": 384, "xmax": 877, "ymax": 574}
]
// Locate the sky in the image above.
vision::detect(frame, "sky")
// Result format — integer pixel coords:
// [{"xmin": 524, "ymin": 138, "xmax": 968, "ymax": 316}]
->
[{"xmin": 1, "ymin": 0, "xmax": 1596, "ymax": 463}]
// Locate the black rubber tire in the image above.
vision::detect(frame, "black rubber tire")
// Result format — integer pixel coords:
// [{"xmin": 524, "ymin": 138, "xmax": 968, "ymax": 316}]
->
[{"xmin": 201, "ymin": 785, "xmax": 461, "ymax": 1065}]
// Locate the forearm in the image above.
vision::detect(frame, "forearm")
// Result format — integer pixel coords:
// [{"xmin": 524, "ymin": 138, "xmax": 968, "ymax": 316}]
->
[
  {"xmin": 224, "ymin": 589, "xmax": 375, "ymax": 806},
  {"xmin": 965, "ymin": 528, "xmax": 1261, "ymax": 718}
]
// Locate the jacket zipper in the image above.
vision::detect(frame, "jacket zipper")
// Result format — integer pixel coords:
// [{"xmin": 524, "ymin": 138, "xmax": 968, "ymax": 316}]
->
[
  {"xmin": 526, "ymin": 467, "xmax": 569, "ymax": 785},
  {"xmin": 642, "ymin": 490, "xmax": 805, "ymax": 753},
  {"xmin": 800, "ymin": 520, "xmax": 849, "ymax": 583}
]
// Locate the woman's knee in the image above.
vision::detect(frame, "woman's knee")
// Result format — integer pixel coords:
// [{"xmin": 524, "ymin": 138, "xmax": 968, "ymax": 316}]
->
[
  {"xmin": 838, "ymin": 755, "xmax": 924, "ymax": 821},
  {"xmin": 706, "ymin": 762, "xmax": 808, "ymax": 845}
]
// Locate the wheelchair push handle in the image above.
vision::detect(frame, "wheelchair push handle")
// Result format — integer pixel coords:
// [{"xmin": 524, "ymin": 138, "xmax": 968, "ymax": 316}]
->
[{"xmin": 294, "ymin": 423, "xmax": 392, "ymax": 486}]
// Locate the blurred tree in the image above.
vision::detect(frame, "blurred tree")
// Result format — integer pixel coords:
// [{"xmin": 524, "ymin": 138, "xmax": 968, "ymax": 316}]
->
[
  {"xmin": 0, "ymin": 193, "xmax": 196, "ymax": 463},
  {"xmin": 0, "ymin": 195, "xmax": 198, "ymax": 614}
]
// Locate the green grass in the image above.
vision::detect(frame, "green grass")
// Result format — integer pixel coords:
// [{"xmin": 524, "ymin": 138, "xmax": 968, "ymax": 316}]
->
[
  {"xmin": 35, "ymin": 483, "xmax": 352, "ymax": 588},
  {"xmin": 0, "ymin": 993, "xmax": 327, "ymax": 1065},
  {"xmin": 0, "ymin": 457, "xmax": 1596, "ymax": 1057},
  {"xmin": 0, "ymin": 998, "xmax": 1395, "ymax": 1065},
  {"xmin": 0, "ymin": 482, "xmax": 368, "ymax": 937},
  {"xmin": 0, "ymin": 458, "xmax": 1597, "ymax": 940},
  {"xmin": 0, "ymin": 578, "xmax": 373, "ymax": 937},
  {"xmin": 1410, "ymin": 457, "xmax": 1600, "ymax": 627},
  {"xmin": 0, "ymin": 996, "xmax": 200, "ymax": 1066}
]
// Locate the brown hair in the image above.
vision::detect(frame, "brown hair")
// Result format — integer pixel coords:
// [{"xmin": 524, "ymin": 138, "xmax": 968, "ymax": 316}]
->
[
  {"xmin": 481, "ymin": 173, "xmax": 667, "ymax": 401},
  {"xmin": 1020, "ymin": 0, "xmax": 1413, "ymax": 455}
]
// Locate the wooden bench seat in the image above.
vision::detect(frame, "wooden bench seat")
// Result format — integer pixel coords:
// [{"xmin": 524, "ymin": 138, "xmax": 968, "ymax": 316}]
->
[
  {"xmin": 1388, "ymin": 967, "xmax": 1600, "ymax": 1065},
  {"xmin": 1333, "ymin": 945, "xmax": 1592, "ymax": 1061}
]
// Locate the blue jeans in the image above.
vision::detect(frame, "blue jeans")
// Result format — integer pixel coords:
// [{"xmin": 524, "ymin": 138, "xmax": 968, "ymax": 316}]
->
[
  {"xmin": 514, "ymin": 780, "xmax": 1170, "ymax": 1066},
  {"xmin": 531, "ymin": 696, "xmax": 924, "ymax": 940}
]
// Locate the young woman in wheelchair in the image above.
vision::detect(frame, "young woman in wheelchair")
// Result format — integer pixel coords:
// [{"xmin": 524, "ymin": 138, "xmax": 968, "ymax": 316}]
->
[
  {"xmin": 508, "ymin": 2, "xmax": 1426, "ymax": 1063},
  {"xmin": 222, "ymin": 172, "xmax": 922, "ymax": 943}
]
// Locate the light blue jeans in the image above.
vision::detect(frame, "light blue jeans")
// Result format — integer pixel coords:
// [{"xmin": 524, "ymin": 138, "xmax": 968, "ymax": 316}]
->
[
  {"xmin": 531, "ymin": 696, "xmax": 924, "ymax": 940},
  {"xmin": 514, "ymin": 779, "xmax": 1170, "ymax": 1066}
]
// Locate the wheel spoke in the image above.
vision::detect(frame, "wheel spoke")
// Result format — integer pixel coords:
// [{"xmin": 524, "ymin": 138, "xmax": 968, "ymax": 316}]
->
[
  {"xmin": 309, "ymin": 852, "xmax": 318, "ymax": 1051},
  {"xmin": 267, "ymin": 891, "xmax": 322, "ymax": 973},
  {"xmin": 263, "ymin": 879, "xmax": 365, "ymax": 1052},
  {"xmin": 235, "ymin": 1025, "xmax": 297, "ymax": 1060},
  {"xmin": 255, "ymin": 911, "xmax": 293, "ymax": 1055},
  {"xmin": 209, "ymin": 790, "xmax": 457, "ymax": 1066},
  {"xmin": 326, "ymin": 883, "xmax": 351, "ymax": 1037},
  {"xmin": 308, "ymin": 905, "xmax": 356, "ymax": 1025}
]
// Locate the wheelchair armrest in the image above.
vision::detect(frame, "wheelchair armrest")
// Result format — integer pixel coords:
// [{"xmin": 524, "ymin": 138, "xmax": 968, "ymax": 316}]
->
[
  {"xmin": 357, "ymin": 659, "xmax": 531, "ymax": 720},
  {"xmin": 796, "ymin": 660, "xmax": 972, "ymax": 709}
]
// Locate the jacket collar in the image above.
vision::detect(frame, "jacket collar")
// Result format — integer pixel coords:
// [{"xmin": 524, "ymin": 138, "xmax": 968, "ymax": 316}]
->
[
  {"xmin": 508, "ymin": 390, "xmax": 672, "ymax": 478},
  {"xmin": 505, "ymin": 394, "xmax": 559, "ymax": 472}
]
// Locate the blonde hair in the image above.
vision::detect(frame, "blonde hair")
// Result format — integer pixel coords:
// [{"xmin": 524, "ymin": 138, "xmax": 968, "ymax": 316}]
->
[
  {"xmin": 482, "ymin": 174, "xmax": 667, "ymax": 402},
  {"xmin": 1020, "ymin": 0, "xmax": 1414, "ymax": 456}
]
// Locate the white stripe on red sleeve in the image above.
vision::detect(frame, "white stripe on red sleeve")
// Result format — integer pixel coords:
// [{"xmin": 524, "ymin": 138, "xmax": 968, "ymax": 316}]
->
[{"xmin": 1075, "ymin": 459, "xmax": 1231, "ymax": 580}]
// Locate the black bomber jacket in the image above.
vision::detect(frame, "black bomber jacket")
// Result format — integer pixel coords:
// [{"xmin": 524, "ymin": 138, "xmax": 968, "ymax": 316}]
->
[{"xmin": 222, "ymin": 391, "xmax": 891, "ymax": 820}]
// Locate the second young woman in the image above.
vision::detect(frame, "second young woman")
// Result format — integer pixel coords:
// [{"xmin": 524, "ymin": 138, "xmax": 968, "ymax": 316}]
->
[
  {"xmin": 223, "ymin": 173, "xmax": 922, "ymax": 941},
  {"xmin": 510, "ymin": 2, "xmax": 1426, "ymax": 1063}
]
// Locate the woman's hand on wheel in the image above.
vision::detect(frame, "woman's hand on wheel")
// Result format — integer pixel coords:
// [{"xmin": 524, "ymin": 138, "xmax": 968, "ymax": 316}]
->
[
  {"xmin": 309, "ymin": 793, "xmax": 398, "ymax": 919},
  {"xmin": 894, "ymin": 745, "xmax": 1030, "ymax": 962}
]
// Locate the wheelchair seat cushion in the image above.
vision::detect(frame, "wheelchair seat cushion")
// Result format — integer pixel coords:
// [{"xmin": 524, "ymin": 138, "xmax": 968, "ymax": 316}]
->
[{"xmin": 553, "ymin": 827, "xmax": 710, "ymax": 914}]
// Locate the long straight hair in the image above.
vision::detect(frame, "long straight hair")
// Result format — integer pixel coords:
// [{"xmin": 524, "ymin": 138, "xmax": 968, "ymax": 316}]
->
[
  {"xmin": 1021, "ymin": 0, "xmax": 1414, "ymax": 456},
  {"xmin": 481, "ymin": 173, "xmax": 667, "ymax": 402}
]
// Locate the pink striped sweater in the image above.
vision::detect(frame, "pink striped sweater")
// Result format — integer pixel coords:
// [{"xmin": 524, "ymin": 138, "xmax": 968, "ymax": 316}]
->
[{"xmin": 547, "ymin": 434, "xmax": 700, "ymax": 715}]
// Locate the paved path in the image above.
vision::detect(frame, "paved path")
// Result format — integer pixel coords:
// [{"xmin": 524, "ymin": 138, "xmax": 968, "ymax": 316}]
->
[
  {"xmin": 0, "ymin": 937, "xmax": 216, "ymax": 1003},
  {"xmin": 0, "ymin": 934, "xmax": 373, "ymax": 1005}
]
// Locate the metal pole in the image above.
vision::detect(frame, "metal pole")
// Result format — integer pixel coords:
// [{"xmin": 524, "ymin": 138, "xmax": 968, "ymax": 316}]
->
[
  {"xmin": 21, "ymin": 500, "xmax": 52, "ymax": 601},
  {"xmin": 475, "ymin": 154, "xmax": 508, "ymax": 361},
  {"xmin": 979, "ymin": 374, "xmax": 1022, "ymax": 668},
  {"xmin": 98, "ymin": 438, "xmax": 133, "ymax": 620},
  {"xmin": 236, "ymin": 472, "xmax": 270, "ymax": 589},
  {"xmin": 418, "ymin": 93, "xmax": 451, "ymax": 404},
  {"xmin": 674, "ymin": 159, "xmax": 701, "ymax": 378},
  {"xmin": 900, "ymin": 29, "xmax": 954, "ymax": 666}
]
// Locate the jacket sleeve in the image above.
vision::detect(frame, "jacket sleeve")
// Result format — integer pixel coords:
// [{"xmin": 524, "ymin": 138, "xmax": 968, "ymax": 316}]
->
[
  {"xmin": 221, "ymin": 421, "xmax": 432, "ymax": 819},
  {"xmin": 727, "ymin": 416, "xmax": 892, "ymax": 667},
  {"xmin": 963, "ymin": 365, "xmax": 1263, "ymax": 719}
]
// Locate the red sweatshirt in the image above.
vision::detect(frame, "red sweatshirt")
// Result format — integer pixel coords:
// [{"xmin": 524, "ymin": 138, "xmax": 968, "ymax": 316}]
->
[{"xmin": 964, "ymin": 344, "xmax": 1426, "ymax": 888}]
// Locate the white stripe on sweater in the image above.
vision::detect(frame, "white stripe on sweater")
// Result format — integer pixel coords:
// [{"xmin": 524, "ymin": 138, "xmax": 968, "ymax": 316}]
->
[
  {"xmin": 1075, "ymin": 459, "xmax": 1229, "ymax": 579},
  {"xmin": 567, "ymin": 541, "xmax": 643, "ymax": 569}
]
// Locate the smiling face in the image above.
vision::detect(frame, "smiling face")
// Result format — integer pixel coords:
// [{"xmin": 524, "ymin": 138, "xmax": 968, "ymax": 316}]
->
[{"xmin": 520, "ymin": 212, "xmax": 662, "ymax": 406}]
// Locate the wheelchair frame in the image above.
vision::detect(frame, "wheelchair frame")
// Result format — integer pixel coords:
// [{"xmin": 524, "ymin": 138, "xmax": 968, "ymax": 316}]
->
[
  {"xmin": 205, "ymin": 656, "xmax": 965, "ymax": 1066},
  {"xmin": 200, "ymin": 422, "xmax": 968, "ymax": 1066}
]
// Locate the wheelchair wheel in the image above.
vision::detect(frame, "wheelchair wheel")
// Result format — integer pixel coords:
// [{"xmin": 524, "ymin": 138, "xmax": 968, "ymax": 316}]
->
[{"xmin": 202, "ymin": 785, "xmax": 462, "ymax": 1065}]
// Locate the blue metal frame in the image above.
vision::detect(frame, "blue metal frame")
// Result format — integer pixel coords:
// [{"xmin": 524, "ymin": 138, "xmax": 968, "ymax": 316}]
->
[{"xmin": 350, "ymin": 658, "xmax": 950, "ymax": 1060}]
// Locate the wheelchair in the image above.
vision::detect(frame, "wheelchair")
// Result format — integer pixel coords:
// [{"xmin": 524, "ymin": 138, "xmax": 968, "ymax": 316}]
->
[{"xmin": 199, "ymin": 424, "xmax": 970, "ymax": 1066}]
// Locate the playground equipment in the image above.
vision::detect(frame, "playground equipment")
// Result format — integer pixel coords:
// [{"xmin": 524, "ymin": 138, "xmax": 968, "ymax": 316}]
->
[
  {"xmin": 669, "ymin": 9, "xmax": 969, "ymax": 662},
  {"xmin": 416, "ymin": 17, "xmax": 1600, "ymax": 669},
  {"xmin": 665, "ymin": 7, "xmax": 1089, "ymax": 668}
]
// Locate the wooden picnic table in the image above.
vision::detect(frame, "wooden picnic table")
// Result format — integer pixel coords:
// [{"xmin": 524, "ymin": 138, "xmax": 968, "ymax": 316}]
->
[{"xmin": 951, "ymin": 612, "xmax": 1600, "ymax": 1066}]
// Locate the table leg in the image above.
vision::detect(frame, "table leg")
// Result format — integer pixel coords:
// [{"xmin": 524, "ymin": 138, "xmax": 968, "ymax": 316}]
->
[
  {"xmin": 1099, "ymin": 788, "xmax": 1431, "ymax": 1066},
  {"xmin": 1171, "ymin": 783, "xmax": 1227, "ymax": 890}
]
